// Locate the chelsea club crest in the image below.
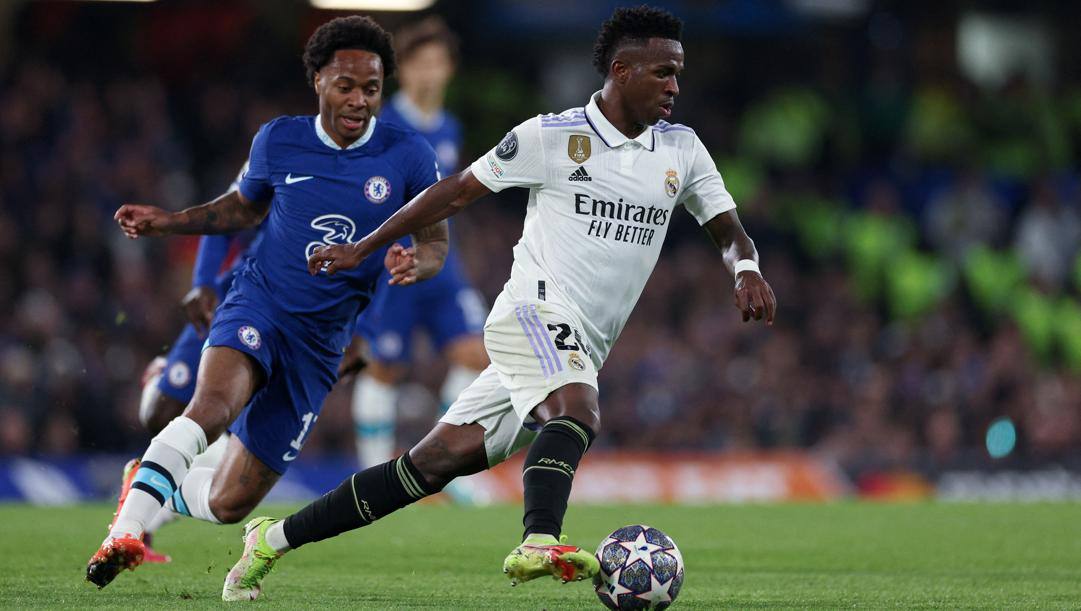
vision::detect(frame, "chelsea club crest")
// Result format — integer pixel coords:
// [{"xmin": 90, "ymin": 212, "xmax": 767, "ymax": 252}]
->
[
  {"xmin": 364, "ymin": 176, "xmax": 391, "ymax": 204},
  {"xmin": 238, "ymin": 325, "xmax": 262, "ymax": 350}
]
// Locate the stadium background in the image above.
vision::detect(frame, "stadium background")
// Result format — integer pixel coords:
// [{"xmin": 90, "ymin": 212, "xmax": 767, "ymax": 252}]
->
[{"xmin": 2, "ymin": 0, "xmax": 1081, "ymax": 505}]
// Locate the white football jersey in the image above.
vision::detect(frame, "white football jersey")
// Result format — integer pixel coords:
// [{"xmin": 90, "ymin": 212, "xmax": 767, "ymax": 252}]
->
[{"xmin": 469, "ymin": 91, "xmax": 736, "ymax": 365}]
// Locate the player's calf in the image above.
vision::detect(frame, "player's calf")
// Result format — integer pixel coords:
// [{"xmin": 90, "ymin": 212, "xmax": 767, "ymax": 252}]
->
[
  {"xmin": 520, "ymin": 413, "xmax": 596, "ymax": 539},
  {"xmin": 408, "ymin": 422, "xmax": 489, "ymax": 489},
  {"xmin": 279, "ymin": 452, "xmax": 442, "ymax": 550}
]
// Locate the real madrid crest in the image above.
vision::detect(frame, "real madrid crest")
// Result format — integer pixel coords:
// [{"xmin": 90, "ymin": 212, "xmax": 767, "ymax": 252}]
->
[
  {"xmin": 568, "ymin": 351, "xmax": 586, "ymax": 371},
  {"xmin": 364, "ymin": 175, "xmax": 391, "ymax": 204},
  {"xmin": 664, "ymin": 169, "xmax": 679, "ymax": 198},
  {"xmin": 568, "ymin": 135, "xmax": 591, "ymax": 164}
]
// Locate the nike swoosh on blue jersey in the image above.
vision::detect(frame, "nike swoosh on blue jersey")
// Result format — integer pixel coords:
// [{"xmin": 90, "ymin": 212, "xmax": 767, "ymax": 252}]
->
[{"xmin": 285, "ymin": 174, "xmax": 314, "ymax": 184}]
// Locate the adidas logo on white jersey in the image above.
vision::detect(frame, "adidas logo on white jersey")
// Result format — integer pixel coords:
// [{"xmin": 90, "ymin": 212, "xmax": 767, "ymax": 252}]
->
[{"xmin": 568, "ymin": 166, "xmax": 592, "ymax": 182}]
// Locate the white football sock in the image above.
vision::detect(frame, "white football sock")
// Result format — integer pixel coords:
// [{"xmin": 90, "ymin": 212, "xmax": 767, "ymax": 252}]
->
[
  {"xmin": 439, "ymin": 365, "xmax": 480, "ymax": 410},
  {"xmin": 109, "ymin": 416, "xmax": 206, "ymax": 539},
  {"xmin": 144, "ymin": 504, "xmax": 177, "ymax": 535},
  {"xmin": 353, "ymin": 374, "xmax": 397, "ymax": 468},
  {"xmin": 147, "ymin": 434, "xmax": 229, "ymax": 532},
  {"xmin": 265, "ymin": 521, "xmax": 292, "ymax": 553},
  {"xmin": 165, "ymin": 467, "xmax": 221, "ymax": 524}
]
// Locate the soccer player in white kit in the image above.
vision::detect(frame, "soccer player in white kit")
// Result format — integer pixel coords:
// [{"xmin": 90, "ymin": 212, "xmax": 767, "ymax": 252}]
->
[{"xmin": 222, "ymin": 6, "xmax": 776, "ymax": 600}]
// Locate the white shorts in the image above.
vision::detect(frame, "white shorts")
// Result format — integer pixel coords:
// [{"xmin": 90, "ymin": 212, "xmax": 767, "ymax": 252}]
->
[{"xmin": 440, "ymin": 298, "xmax": 598, "ymax": 466}]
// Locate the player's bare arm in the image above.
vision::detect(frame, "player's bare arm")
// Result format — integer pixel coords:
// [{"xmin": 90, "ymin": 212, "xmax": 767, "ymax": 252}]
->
[
  {"xmin": 703, "ymin": 210, "xmax": 777, "ymax": 324},
  {"xmin": 115, "ymin": 190, "xmax": 270, "ymax": 239},
  {"xmin": 307, "ymin": 169, "xmax": 489, "ymax": 275}
]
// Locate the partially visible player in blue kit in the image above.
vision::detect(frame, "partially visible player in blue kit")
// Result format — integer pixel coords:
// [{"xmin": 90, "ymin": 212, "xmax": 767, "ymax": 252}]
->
[
  {"xmin": 141, "ymin": 173, "xmax": 258, "ymax": 435},
  {"xmin": 87, "ymin": 16, "xmax": 447, "ymax": 590},
  {"xmin": 352, "ymin": 17, "xmax": 489, "ymax": 470}
]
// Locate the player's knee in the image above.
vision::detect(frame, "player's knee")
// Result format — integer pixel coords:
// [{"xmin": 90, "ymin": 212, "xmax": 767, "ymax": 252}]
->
[
  {"xmin": 533, "ymin": 386, "xmax": 601, "ymax": 436},
  {"xmin": 182, "ymin": 393, "xmax": 235, "ymax": 442},
  {"xmin": 207, "ymin": 493, "xmax": 257, "ymax": 525},
  {"xmin": 559, "ymin": 404, "xmax": 600, "ymax": 437}
]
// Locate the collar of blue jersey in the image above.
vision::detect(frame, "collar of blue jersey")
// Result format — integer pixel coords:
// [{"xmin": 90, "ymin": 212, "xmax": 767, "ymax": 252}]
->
[
  {"xmin": 390, "ymin": 92, "xmax": 445, "ymax": 133},
  {"xmin": 314, "ymin": 114, "xmax": 377, "ymax": 150},
  {"xmin": 584, "ymin": 91, "xmax": 655, "ymax": 151}
]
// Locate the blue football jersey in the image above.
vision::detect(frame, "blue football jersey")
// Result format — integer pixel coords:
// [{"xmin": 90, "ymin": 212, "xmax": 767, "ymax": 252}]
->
[
  {"xmin": 380, "ymin": 92, "xmax": 462, "ymax": 177},
  {"xmin": 235, "ymin": 115, "xmax": 439, "ymax": 343}
]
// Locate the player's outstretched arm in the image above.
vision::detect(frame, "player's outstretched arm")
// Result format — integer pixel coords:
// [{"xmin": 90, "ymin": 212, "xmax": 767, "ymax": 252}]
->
[
  {"xmin": 307, "ymin": 169, "xmax": 490, "ymax": 275},
  {"xmin": 703, "ymin": 210, "xmax": 777, "ymax": 325},
  {"xmin": 115, "ymin": 191, "xmax": 270, "ymax": 239}
]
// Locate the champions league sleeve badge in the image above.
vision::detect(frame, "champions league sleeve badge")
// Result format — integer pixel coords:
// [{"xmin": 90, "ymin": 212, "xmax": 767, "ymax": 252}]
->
[{"xmin": 495, "ymin": 131, "xmax": 519, "ymax": 161}]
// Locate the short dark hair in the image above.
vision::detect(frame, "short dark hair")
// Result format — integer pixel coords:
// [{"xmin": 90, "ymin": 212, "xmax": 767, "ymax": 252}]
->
[
  {"xmin": 591, "ymin": 5, "xmax": 683, "ymax": 77},
  {"xmin": 395, "ymin": 16, "xmax": 460, "ymax": 65},
  {"xmin": 303, "ymin": 16, "xmax": 396, "ymax": 85}
]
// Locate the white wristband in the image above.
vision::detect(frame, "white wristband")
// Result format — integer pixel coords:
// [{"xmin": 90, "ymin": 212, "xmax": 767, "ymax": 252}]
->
[{"xmin": 734, "ymin": 259, "xmax": 760, "ymax": 276}]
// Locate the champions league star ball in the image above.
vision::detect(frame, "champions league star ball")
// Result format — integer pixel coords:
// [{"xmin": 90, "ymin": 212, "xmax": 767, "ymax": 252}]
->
[{"xmin": 593, "ymin": 525, "xmax": 684, "ymax": 610}]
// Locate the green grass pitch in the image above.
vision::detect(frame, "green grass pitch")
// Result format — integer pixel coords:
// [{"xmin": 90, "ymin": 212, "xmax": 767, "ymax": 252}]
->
[{"xmin": 2, "ymin": 501, "xmax": 1079, "ymax": 609}]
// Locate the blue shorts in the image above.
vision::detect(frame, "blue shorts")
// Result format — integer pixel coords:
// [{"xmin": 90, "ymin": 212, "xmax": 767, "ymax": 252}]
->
[
  {"xmin": 207, "ymin": 293, "xmax": 344, "ymax": 475},
  {"xmin": 355, "ymin": 251, "xmax": 486, "ymax": 363},
  {"xmin": 157, "ymin": 271, "xmax": 237, "ymax": 404}
]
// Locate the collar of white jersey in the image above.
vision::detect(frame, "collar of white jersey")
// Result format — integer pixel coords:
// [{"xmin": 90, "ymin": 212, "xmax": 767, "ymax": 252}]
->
[
  {"xmin": 584, "ymin": 91, "xmax": 655, "ymax": 151},
  {"xmin": 314, "ymin": 114, "xmax": 377, "ymax": 150}
]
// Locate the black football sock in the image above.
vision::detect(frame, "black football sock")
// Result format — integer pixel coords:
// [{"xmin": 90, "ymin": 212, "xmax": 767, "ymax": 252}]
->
[
  {"xmin": 282, "ymin": 453, "xmax": 438, "ymax": 549},
  {"xmin": 521, "ymin": 416, "xmax": 596, "ymax": 540}
]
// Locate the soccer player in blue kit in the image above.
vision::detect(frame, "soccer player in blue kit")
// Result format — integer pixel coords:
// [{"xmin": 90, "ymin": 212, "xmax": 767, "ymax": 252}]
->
[
  {"xmin": 86, "ymin": 15, "xmax": 447, "ymax": 589},
  {"xmin": 127, "ymin": 166, "xmax": 370, "ymax": 564},
  {"xmin": 351, "ymin": 17, "xmax": 489, "ymax": 469}
]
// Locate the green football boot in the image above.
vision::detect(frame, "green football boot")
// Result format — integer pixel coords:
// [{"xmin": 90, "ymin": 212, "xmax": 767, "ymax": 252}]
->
[
  {"xmin": 502, "ymin": 534, "xmax": 600, "ymax": 586},
  {"xmin": 222, "ymin": 517, "xmax": 283, "ymax": 601}
]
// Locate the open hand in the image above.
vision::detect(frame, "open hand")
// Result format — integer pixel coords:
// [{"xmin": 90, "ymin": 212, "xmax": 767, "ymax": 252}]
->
[
  {"xmin": 735, "ymin": 271, "xmax": 776, "ymax": 325},
  {"xmin": 115, "ymin": 204, "xmax": 172, "ymax": 238},
  {"xmin": 307, "ymin": 243, "xmax": 366, "ymax": 275},
  {"xmin": 180, "ymin": 286, "xmax": 219, "ymax": 336}
]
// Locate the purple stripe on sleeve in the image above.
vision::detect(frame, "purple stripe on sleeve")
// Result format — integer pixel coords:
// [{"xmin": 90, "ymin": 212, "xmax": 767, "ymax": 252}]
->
[{"xmin": 541, "ymin": 121, "xmax": 588, "ymax": 128}]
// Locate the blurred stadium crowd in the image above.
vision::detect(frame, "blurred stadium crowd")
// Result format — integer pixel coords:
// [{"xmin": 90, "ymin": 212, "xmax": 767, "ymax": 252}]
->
[{"xmin": 2, "ymin": 2, "xmax": 1080, "ymax": 479}]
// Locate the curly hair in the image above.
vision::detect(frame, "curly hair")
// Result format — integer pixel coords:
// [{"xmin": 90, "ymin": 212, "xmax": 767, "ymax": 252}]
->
[
  {"xmin": 395, "ymin": 16, "xmax": 460, "ymax": 65},
  {"xmin": 303, "ymin": 16, "xmax": 396, "ymax": 85},
  {"xmin": 591, "ymin": 5, "xmax": 683, "ymax": 77}
]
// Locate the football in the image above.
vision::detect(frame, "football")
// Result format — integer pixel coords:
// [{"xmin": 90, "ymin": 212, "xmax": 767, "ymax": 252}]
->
[{"xmin": 593, "ymin": 525, "xmax": 684, "ymax": 609}]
